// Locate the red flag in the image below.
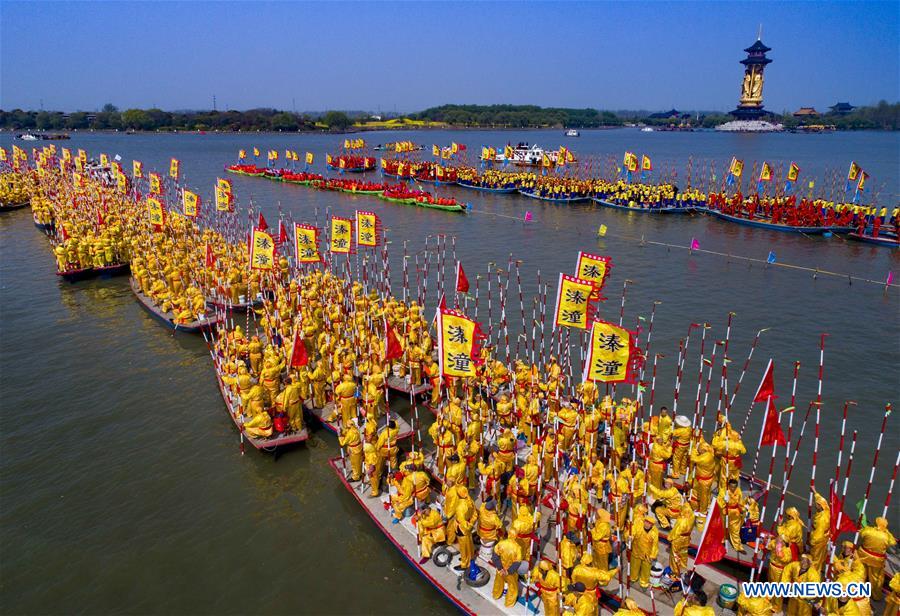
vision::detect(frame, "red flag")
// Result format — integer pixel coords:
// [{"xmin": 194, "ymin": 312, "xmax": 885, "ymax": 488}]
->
[
  {"xmin": 277, "ymin": 219, "xmax": 287, "ymax": 244},
  {"xmin": 385, "ymin": 321, "xmax": 403, "ymax": 361},
  {"xmin": 60, "ymin": 226, "xmax": 69, "ymax": 241},
  {"xmin": 205, "ymin": 243, "xmax": 216, "ymax": 268},
  {"xmin": 760, "ymin": 397, "xmax": 787, "ymax": 446},
  {"xmin": 438, "ymin": 293, "xmax": 447, "ymax": 310},
  {"xmin": 289, "ymin": 327, "xmax": 309, "ymax": 367},
  {"xmin": 456, "ymin": 261, "xmax": 470, "ymax": 293},
  {"xmin": 257, "ymin": 212, "xmax": 268, "ymax": 231},
  {"xmin": 694, "ymin": 499, "xmax": 727, "ymax": 565},
  {"xmin": 97, "ymin": 211, "xmax": 105, "ymax": 226},
  {"xmin": 753, "ymin": 359, "xmax": 776, "ymax": 403},
  {"xmin": 829, "ymin": 481, "xmax": 857, "ymax": 540}
]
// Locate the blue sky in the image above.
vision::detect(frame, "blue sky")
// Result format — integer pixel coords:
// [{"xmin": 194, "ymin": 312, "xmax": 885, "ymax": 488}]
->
[{"xmin": 1, "ymin": 1, "xmax": 897, "ymax": 113}]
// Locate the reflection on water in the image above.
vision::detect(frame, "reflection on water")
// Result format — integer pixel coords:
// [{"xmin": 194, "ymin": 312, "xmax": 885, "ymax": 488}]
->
[{"xmin": 0, "ymin": 132, "xmax": 897, "ymax": 615}]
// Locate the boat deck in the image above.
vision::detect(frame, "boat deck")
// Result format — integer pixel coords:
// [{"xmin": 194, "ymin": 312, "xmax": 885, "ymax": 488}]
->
[{"xmin": 304, "ymin": 400, "xmax": 414, "ymax": 440}]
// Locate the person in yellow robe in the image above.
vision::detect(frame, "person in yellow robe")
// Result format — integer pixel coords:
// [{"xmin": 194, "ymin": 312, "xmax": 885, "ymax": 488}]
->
[
  {"xmin": 719, "ymin": 478, "xmax": 746, "ymax": 552},
  {"xmin": 809, "ymin": 491, "xmax": 830, "ymax": 572},
  {"xmin": 858, "ymin": 516, "xmax": 897, "ymax": 600},
  {"xmin": 669, "ymin": 503, "xmax": 696, "ymax": 576},
  {"xmin": 590, "ymin": 508, "xmax": 613, "ymax": 571},
  {"xmin": 416, "ymin": 506, "xmax": 446, "ymax": 559},
  {"xmin": 337, "ymin": 422, "xmax": 363, "ymax": 481},
  {"xmin": 783, "ymin": 554, "xmax": 820, "ymax": 616},
  {"xmin": 766, "ymin": 532, "xmax": 795, "ymax": 613},
  {"xmin": 629, "ymin": 515, "xmax": 659, "ymax": 589},
  {"xmin": 531, "ymin": 559, "xmax": 562, "ymax": 616},
  {"xmin": 492, "ymin": 529, "xmax": 523, "ymax": 607}
]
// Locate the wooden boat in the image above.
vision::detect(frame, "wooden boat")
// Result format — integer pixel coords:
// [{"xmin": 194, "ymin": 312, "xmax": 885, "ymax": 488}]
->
[
  {"xmin": 225, "ymin": 165, "xmax": 266, "ymax": 177},
  {"xmin": 304, "ymin": 400, "xmax": 414, "ymax": 440},
  {"xmin": 456, "ymin": 182, "xmax": 519, "ymax": 194},
  {"xmin": 214, "ymin": 367, "xmax": 309, "ymax": 450},
  {"xmin": 707, "ymin": 209, "xmax": 843, "ymax": 235},
  {"xmin": 95, "ymin": 263, "xmax": 130, "ymax": 279},
  {"xmin": 130, "ymin": 278, "xmax": 219, "ymax": 334},
  {"xmin": 846, "ymin": 232, "xmax": 899, "ymax": 248},
  {"xmin": 330, "ymin": 456, "xmax": 732, "ymax": 615},
  {"xmin": 33, "ymin": 219, "xmax": 55, "ymax": 234},
  {"xmin": 205, "ymin": 294, "xmax": 264, "ymax": 312},
  {"xmin": 386, "ymin": 374, "xmax": 433, "ymax": 397},
  {"xmin": 328, "ymin": 456, "xmax": 529, "ymax": 616},
  {"xmin": 56, "ymin": 267, "xmax": 96, "ymax": 283},
  {"xmin": 518, "ymin": 189, "xmax": 589, "ymax": 203},
  {"xmin": 0, "ymin": 201, "xmax": 30, "ymax": 211},
  {"xmin": 592, "ymin": 198, "xmax": 690, "ymax": 214},
  {"xmin": 379, "ymin": 193, "xmax": 465, "ymax": 212}
]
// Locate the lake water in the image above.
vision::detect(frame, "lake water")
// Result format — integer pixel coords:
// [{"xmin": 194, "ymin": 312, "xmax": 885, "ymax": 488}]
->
[{"xmin": 1, "ymin": 129, "xmax": 898, "ymax": 614}]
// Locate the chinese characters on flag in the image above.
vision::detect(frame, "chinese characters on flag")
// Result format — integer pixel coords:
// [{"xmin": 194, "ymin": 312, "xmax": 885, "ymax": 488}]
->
[
  {"xmin": 585, "ymin": 319, "xmax": 639, "ymax": 383},
  {"xmin": 438, "ymin": 309, "xmax": 483, "ymax": 378},
  {"xmin": 554, "ymin": 273, "xmax": 595, "ymax": 330},
  {"xmin": 294, "ymin": 223, "xmax": 321, "ymax": 263},
  {"xmin": 330, "ymin": 216, "xmax": 353, "ymax": 254},
  {"xmin": 575, "ymin": 251, "xmax": 612, "ymax": 299},
  {"xmin": 147, "ymin": 198, "xmax": 164, "ymax": 226},
  {"xmin": 182, "ymin": 190, "xmax": 200, "ymax": 217},
  {"xmin": 355, "ymin": 211, "xmax": 379, "ymax": 247},
  {"xmin": 250, "ymin": 229, "xmax": 275, "ymax": 270}
]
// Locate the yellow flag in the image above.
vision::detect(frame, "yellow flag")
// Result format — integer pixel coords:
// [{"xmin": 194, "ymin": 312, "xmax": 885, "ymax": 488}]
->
[
  {"xmin": 575, "ymin": 251, "xmax": 613, "ymax": 295},
  {"xmin": 239, "ymin": 149, "xmax": 246, "ymax": 160},
  {"xmin": 586, "ymin": 320, "xmax": 635, "ymax": 383},
  {"xmin": 759, "ymin": 162, "xmax": 772, "ymax": 182},
  {"xmin": 74, "ymin": 157, "xmax": 83, "ymax": 172},
  {"xmin": 215, "ymin": 187, "xmax": 233, "ymax": 212},
  {"xmin": 432, "ymin": 144, "xmax": 439, "ymax": 157},
  {"xmin": 0, "ymin": 148, "xmax": 6, "ymax": 161},
  {"xmin": 305, "ymin": 152, "xmax": 314, "ymax": 165},
  {"xmin": 326, "ymin": 154, "xmax": 333, "ymax": 165},
  {"xmin": 355, "ymin": 211, "xmax": 378, "ymax": 247},
  {"xmin": 253, "ymin": 147, "xmax": 260, "ymax": 157},
  {"xmin": 77, "ymin": 149, "xmax": 87, "ymax": 161},
  {"xmin": 439, "ymin": 309, "xmax": 478, "ymax": 377},
  {"xmin": 149, "ymin": 173, "xmax": 162, "ymax": 194},
  {"xmin": 554, "ymin": 273, "xmax": 594, "ymax": 330},
  {"xmin": 182, "ymin": 190, "xmax": 200, "ymax": 217},
  {"xmin": 597, "ymin": 224, "xmax": 608, "ymax": 237},
  {"xmin": 169, "ymin": 158, "xmax": 180, "ymax": 179},
  {"xmin": 339, "ymin": 157, "xmax": 346, "ymax": 169},
  {"xmin": 132, "ymin": 160, "xmax": 143, "ymax": 178},
  {"xmin": 250, "ymin": 229, "xmax": 275, "ymax": 270},
  {"xmin": 100, "ymin": 153, "xmax": 109, "ymax": 166},
  {"xmin": 147, "ymin": 197, "xmax": 164, "ymax": 226},
  {"xmin": 117, "ymin": 173, "xmax": 127, "ymax": 192},
  {"xmin": 295, "ymin": 223, "xmax": 321, "ymax": 263},
  {"xmin": 330, "ymin": 217, "xmax": 352, "ymax": 253}
]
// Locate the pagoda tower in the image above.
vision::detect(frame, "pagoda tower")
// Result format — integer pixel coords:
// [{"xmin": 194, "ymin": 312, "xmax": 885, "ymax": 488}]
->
[{"xmin": 731, "ymin": 36, "xmax": 772, "ymax": 120}]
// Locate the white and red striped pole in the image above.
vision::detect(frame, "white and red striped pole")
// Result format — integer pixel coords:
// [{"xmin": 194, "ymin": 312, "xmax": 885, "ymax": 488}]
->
[
  {"xmin": 735, "ymin": 327, "xmax": 769, "ymax": 435},
  {"xmin": 808, "ymin": 334, "xmax": 828, "ymax": 521},
  {"xmin": 881, "ymin": 449, "xmax": 899, "ymax": 520},
  {"xmin": 783, "ymin": 361, "xmax": 800, "ymax": 480},
  {"xmin": 855, "ymin": 404, "xmax": 892, "ymax": 540}
]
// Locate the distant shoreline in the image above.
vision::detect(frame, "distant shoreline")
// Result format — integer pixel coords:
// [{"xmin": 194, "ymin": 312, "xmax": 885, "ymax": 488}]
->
[{"xmin": 4, "ymin": 126, "xmax": 896, "ymax": 137}]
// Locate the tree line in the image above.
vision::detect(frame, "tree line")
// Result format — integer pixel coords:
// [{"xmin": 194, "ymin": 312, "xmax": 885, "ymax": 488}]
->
[{"xmin": 1, "ymin": 102, "xmax": 897, "ymax": 132}]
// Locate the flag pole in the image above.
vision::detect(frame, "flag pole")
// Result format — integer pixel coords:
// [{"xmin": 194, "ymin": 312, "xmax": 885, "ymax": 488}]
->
[{"xmin": 854, "ymin": 404, "xmax": 892, "ymax": 540}]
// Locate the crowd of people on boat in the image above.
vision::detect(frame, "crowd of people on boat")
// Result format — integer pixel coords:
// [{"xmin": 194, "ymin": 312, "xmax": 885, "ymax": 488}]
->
[{"xmin": 6, "ymin": 149, "xmax": 898, "ymax": 616}]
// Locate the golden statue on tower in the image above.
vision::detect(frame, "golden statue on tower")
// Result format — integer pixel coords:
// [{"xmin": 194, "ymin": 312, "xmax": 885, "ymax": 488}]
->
[{"xmin": 732, "ymin": 30, "xmax": 772, "ymax": 120}]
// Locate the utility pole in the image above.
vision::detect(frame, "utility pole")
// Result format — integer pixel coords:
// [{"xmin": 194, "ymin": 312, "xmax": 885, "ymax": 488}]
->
[{"xmin": 213, "ymin": 94, "xmax": 217, "ymax": 111}]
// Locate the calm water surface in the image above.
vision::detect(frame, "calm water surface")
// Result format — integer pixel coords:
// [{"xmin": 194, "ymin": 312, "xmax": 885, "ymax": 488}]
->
[{"xmin": 1, "ymin": 130, "xmax": 898, "ymax": 614}]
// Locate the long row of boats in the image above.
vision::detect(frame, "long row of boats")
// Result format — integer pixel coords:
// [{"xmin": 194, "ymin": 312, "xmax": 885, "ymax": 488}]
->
[
  {"xmin": 8, "ymin": 151, "xmax": 899, "ymax": 616},
  {"xmin": 226, "ymin": 161, "xmax": 898, "ymax": 247}
]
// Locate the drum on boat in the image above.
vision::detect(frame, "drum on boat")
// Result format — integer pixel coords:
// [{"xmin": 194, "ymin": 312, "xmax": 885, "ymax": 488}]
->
[
  {"xmin": 650, "ymin": 562, "xmax": 665, "ymax": 588},
  {"xmin": 478, "ymin": 540, "xmax": 496, "ymax": 562},
  {"xmin": 718, "ymin": 583, "xmax": 738, "ymax": 609}
]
